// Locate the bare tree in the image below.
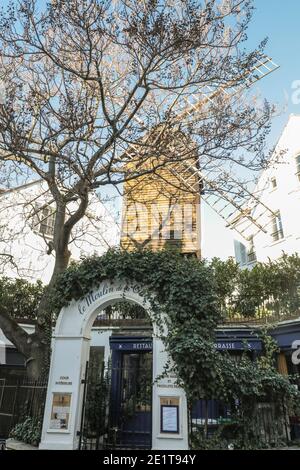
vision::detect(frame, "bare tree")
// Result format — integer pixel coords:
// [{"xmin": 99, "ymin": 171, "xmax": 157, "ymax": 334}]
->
[{"xmin": 0, "ymin": 0, "xmax": 273, "ymax": 378}]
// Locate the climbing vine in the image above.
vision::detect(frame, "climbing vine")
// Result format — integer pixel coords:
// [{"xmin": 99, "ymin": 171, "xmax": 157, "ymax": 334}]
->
[{"xmin": 51, "ymin": 248, "xmax": 221, "ymax": 332}]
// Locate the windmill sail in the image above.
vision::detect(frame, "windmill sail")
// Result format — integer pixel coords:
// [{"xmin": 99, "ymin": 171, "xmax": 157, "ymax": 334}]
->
[
  {"xmin": 174, "ymin": 56, "xmax": 279, "ymax": 124},
  {"xmin": 170, "ymin": 159, "xmax": 276, "ymax": 241}
]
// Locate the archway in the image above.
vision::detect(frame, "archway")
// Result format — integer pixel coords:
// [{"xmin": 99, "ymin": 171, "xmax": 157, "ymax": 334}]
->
[
  {"xmin": 82, "ymin": 298, "xmax": 153, "ymax": 450},
  {"xmin": 39, "ymin": 279, "xmax": 188, "ymax": 450}
]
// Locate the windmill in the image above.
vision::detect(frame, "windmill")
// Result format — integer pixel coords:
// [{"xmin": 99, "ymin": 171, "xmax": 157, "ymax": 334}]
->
[{"xmin": 120, "ymin": 55, "xmax": 279, "ymax": 253}]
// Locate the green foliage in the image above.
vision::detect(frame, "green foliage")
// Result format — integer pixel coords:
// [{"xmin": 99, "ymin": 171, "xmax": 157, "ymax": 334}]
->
[
  {"xmin": 0, "ymin": 277, "xmax": 44, "ymax": 320},
  {"xmin": 210, "ymin": 257, "xmax": 240, "ymax": 317},
  {"xmin": 190, "ymin": 427, "xmax": 229, "ymax": 450},
  {"xmin": 51, "ymin": 248, "xmax": 221, "ymax": 333},
  {"xmin": 106, "ymin": 301, "xmax": 147, "ymax": 320},
  {"xmin": 84, "ymin": 368, "xmax": 111, "ymax": 437},
  {"xmin": 211, "ymin": 253, "xmax": 300, "ymax": 319},
  {"xmin": 9, "ymin": 416, "xmax": 42, "ymax": 446},
  {"xmin": 188, "ymin": 331, "xmax": 300, "ymax": 449}
]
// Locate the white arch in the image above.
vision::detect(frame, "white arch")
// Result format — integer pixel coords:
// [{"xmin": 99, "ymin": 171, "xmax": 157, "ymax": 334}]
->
[
  {"xmin": 55, "ymin": 280, "xmax": 154, "ymax": 338},
  {"xmin": 39, "ymin": 279, "xmax": 188, "ymax": 450}
]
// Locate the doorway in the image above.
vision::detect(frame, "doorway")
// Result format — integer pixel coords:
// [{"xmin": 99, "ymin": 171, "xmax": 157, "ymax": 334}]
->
[
  {"xmin": 109, "ymin": 337, "xmax": 153, "ymax": 449},
  {"xmin": 79, "ymin": 337, "xmax": 153, "ymax": 450},
  {"xmin": 112, "ymin": 350, "xmax": 153, "ymax": 448}
]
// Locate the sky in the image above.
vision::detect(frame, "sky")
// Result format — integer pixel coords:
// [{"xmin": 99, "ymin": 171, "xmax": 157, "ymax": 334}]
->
[{"xmin": 201, "ymin": 0, "xmax": 300, "ymax": 259}]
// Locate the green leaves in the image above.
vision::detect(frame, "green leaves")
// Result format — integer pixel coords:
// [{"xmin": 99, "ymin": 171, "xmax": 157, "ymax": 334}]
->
[
  {"xmin": 0, "ymin": 277, "xmax": 44, "ymax": 320},
  {"xmin": 9, "ymin": 416, "xmax": 42, "ymax": 446},
  {"xmin": 211, "ymin": 253, "xmax": 300, "ymax": 319}
]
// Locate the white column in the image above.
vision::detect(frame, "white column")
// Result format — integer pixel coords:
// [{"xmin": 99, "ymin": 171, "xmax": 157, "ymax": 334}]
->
[
  {"xmin": 152, "ymin": 336, "xmax": 189, "ymax": 450},
  {"xmin": 39, "ymin": 335, "xmax": 90, "ymax": 450}
]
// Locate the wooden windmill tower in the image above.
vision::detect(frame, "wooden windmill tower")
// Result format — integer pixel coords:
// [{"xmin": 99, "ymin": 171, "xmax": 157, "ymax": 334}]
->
[
  {"xmin": 120, "ymin": 128, "xmax": 202, "ymax": 256},
  {"xmin": 120, "ymin": 56, "xmax": 279, "ymax": 257}
]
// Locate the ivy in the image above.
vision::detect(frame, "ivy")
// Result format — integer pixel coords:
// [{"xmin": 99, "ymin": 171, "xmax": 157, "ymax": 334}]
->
[{"xmin": 51, "ymin": 248, "xmax": 221, "ymax": 333}]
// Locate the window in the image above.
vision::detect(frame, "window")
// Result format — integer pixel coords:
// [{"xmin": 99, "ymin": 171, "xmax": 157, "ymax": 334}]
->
[
  {"xmin": 296, "ymin": 155, "xmax": 300, "ymax": 181},
  {"xmin": 270, "ymin": 177, "xmax": 277, "ymax": 189},
  {"xmin": 247, "ymin": 236, "xmax": 257, "ymax": 263},
  {"xmin": 235, "ymin": 241, "xmax": 247, "ymax": 265},
  {"xmin": 271, "ymin": 211, "xmax": 284, "ymax": 242},
  {"xmin": 32, "ymin": 204, "xmax": 55, "ymax": 238}
]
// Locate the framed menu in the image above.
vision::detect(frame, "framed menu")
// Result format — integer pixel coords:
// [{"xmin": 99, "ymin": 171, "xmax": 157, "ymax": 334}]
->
[
  {"xmin": 49, "ymin": 393, "xmax": 71, "ymax": 430},
  {"xmin": 160, "ymin": 397, "xmax": 179, "ymax": 433}
]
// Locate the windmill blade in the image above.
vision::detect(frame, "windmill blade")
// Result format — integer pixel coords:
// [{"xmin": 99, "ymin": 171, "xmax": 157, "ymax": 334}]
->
[
  {"xmin": 174, "ymin": 56, "xmax": 279, "ymax": 124},
  {"xmin": 163, "ymin": 55, "xmax": 279, "ymax": 241},
  {"xmin": 202, "ymin": 175, "xmax": 276, "ymax": 241},
  {"xmin": 118, "ymin": 55, "xmax": 279, "ymax": 159},
  {"xmin": 169, "ymin": 158, "xmax": 277, "ymax": 241},
  {"xmin": 1, "ymin": 51, "xmax": 279, "ymax": 244}
]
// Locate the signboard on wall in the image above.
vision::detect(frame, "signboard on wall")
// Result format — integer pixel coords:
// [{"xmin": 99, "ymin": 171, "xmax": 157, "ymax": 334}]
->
[
  {"xmin": 160, "ymin": 397, "xmax": 179, "ymax": 434},
  {"xmin": 49, "ymin": 393, "xmax": 71, "ymax": 430}
]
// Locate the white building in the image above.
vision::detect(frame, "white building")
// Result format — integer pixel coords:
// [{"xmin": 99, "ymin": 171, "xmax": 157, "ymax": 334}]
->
[
  {"xmin": 0, "ymin": 180, "xmax": 119, "ymax": 283},
  {"xmin": 235, "ymin": 114, "xmax": 300, "ymax": 268}
]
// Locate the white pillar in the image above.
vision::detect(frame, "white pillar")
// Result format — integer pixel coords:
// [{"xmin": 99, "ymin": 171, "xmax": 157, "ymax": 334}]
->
[
  {"xmin": 152, "ymin": 336, "xmax": 189, "ymax": 450},
  {"xmin": 39, "ymin": 335, "xmax": 90, "ymax": 450}
]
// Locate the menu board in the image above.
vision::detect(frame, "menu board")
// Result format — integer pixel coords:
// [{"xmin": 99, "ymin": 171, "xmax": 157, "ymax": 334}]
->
[
  {"xmin": 50, "ymin": 393, "xmax": 71, "ymax": 430},
  {"xmin": 160, "ymin": 397, "xmax": 179, "ymax": 433}
]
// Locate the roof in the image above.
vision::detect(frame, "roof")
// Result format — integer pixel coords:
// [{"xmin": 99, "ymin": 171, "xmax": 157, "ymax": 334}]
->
[{"xmin": 0, "ymin": 179, "xmax": 42, "ymax": 198}]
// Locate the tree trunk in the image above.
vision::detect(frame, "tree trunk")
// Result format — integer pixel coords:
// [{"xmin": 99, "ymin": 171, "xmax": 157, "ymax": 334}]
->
[
  {"xmin": 0, "ymin": 193, "xmax": 88, "ymax": 380},
  {"xmin": 26, "ymin": 340, "xmax": 49, "ymax": 381},
  {"xmin": 28, "ymin": 244, "xmax": 71, "ymax": 380}
]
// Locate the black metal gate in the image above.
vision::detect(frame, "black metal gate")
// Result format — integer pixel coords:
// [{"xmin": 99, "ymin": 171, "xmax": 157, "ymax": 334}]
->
[
  {"xmin": 79, "ymin": 351, "xmax": 153, "ymax": 450},
  {"xmin": 0, "ymin": 377, "xmax": 47, "ymax": 440}
]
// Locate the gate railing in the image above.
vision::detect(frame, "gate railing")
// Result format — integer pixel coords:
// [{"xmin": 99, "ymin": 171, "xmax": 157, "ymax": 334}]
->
[
  {"xmin": 189, "ymin": 398, "xmax": 292, "ymax": 449},
  {"xmin": 78, "ymin": 361, "xmax": 112, "ymax": 450},
  {"xmin": 0, "ymin": 377, "xmax": 47, "ymax": 441},
  {"xmin": 78, "ymin": 361, "xmax": 152, "ymax": 450}
]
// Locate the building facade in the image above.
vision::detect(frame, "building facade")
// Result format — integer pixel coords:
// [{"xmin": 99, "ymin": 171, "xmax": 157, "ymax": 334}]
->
[
  {"xmin": 0, "ymin": 180, "xmax": 119, "ymax": 283},
  {"xmin": 234, "ymin": 114, "xmax": 300, "ymax": 268}
]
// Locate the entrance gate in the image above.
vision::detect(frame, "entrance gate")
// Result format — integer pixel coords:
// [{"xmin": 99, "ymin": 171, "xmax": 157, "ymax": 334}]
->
[
  {"xmin": 79, "ymin": 338, "xmax": 153, "ymax": 450},
  {"xmin": 39, "ymin": 280, "xmax": 189, "ymax": 450}
]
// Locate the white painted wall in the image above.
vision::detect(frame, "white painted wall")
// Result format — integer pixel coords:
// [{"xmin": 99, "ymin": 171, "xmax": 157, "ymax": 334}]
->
[
  {"xmin": 0, "ymin": 180, "xmax": 119, "ymax": 283},
  {"xmin": 234, "ymin": 114, "xmax": 300, "ymax": 267}
]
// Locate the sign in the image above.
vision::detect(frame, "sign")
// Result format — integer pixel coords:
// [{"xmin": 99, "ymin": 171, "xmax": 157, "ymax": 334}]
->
[
  {"xmin": 111, "ymin": 341, "xmax": 152, "ymax": 351},
  {"xmin": 214, "ymin": 340, "xmax": 261, "ymax": 351},
  {"xmin": 161, "ymin": 406, "xmax": 179, "ymax": 433},
  {"xmin": 160, "ymin": 397, "xmax": 179, "ymax": 434},
  {"xmin": 0, "ymin": 340, "xmax": 5, "ymax": 364},
  {"xmin": 292, "ymin": 340, "xmax": 300, "ymax": 365},
  {"xmin": 78, "ymin": 282, "xmax": 142, "ymax": 315},
  {"xmin": 55, "ymin": 375, "xmax": 72, "ymax": 385},
  {"xmin": 49, "ymin": 393, "xmax": 71, "ymax": 430}
]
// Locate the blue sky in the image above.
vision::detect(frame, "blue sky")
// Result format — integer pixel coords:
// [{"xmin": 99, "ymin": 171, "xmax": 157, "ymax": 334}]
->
[
  {"xmin": 202, "ymin": 0, "xmax": 300, "ymax": 260},
  {"xmin": 247, "ymin": 0, "xmax": 300, "ymax": 141}
]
